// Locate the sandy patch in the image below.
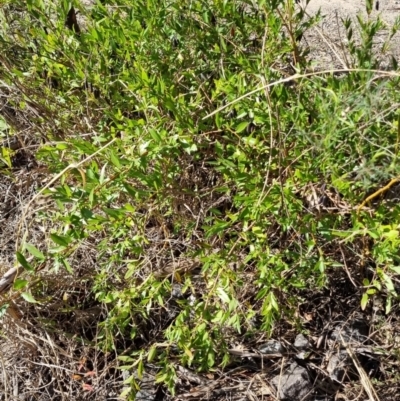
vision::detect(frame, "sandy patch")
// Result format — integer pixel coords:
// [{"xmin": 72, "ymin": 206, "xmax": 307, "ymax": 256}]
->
[{"xmin": 299, "ymin": 0, "xmax": 400, "ymax": 69}]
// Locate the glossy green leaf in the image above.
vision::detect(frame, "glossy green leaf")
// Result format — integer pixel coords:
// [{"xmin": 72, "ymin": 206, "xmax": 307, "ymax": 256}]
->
[{"xmin": 16, "ymin": 252, "xmax": 33, "ymax": 272}]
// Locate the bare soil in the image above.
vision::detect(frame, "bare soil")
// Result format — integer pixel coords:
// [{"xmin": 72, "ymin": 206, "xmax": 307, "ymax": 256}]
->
[{"xmin": 302, "ymin": 0, "xmax": 400, "ymax": 69}]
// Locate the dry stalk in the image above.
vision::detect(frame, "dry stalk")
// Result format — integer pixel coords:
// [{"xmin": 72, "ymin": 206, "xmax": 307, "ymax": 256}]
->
[{"xmin": 340, "ymin": 333, "xmax": 380, "ymax": 401}]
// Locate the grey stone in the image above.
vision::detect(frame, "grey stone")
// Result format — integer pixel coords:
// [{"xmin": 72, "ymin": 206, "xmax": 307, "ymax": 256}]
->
[
  {"xmin": 295, "ymin": 350, "xmax": 311, "ymax": 360},
  {"xmin": 171, "ymin": 283, "xmax": 183, "ymax": 298},
  {"xmin": 122, "ymin": 370, "xmax": 157, "ymax": 401},
  {"xmin": 327, "ymin": 350, "xmax": 349, "ymax": 382},
  {"xmin": 271, "ymin": 363, "xmax": 311, "ymax": 400},
  {"xmin": 330, "ymin": 319, "xmax": 369, "ymax": 346},
  {"xmin": 258, "ymin": 340, "xmax": 284, "ymax": 355},
  {"xmin": 294, "ymin": 334, "xmax": 310, "ymax": 349},
  {"xmin": 136, "ymin": 390, "xmax": 156, "ymax": 401}
]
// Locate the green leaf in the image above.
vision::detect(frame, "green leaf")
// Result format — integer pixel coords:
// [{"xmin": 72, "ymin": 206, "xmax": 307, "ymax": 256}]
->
[
  {"xmin": 315, "ymin": 258, "xmax": 325, "ymax": 273},
  {"xmin": 25, "ymin": 243, "xmax": 45, "ymax": 261},
  {"xmin": 217, "ymin": 287, "xmax": 230, "ymax": 304},
  {"xmin": 365, "ymin": 0, "xmax": 372, "ymax": 14},
  {"xmin": 89, "ymin": 188, "xmax": 95, "ymax": 205},
  {"xmin": 124, "ymin": 183, "xmax": 136, "ymax": 197},
  {"xmin": 269, "ymin": 293, "xmax": 279, "ymax": 311},
  {"xmin": 148, "ymin": 346, "xmax": 157, "ymax": 362},
  {"xmin": 99, "ymin": 163, "xmax": 107, "ymax": 184},
  {"xmin": 360, "ymin": 293, "xmax": 369, "ymax": 310},
  {"xmin": 235, "ymin": 121, "xmax": 249, "ymax": 133},
  {"xmin": 137, "ymin": 358, "xmax": 144, "ymax": 380},
  {"xmin": 118, "ymin": 356, "xmax": 135, "ymax": 362},
  {"xmin": 103, "ymin": 208, "xmax": 125, "ymax": 219},
  {"xmin": 13, "ymin": 279, "xmax": 28, "ymax": 290},
  {"xmin": 389, "ymin": 265, "xmax": 400, "ymax": 274},
  {"xmin": 119, "ymin": 387, "xmax": 131, "ymax": 399},
  {"xmin": 386, "ymin": 296, "xmax": 393, "ymax": 314},
  {"xmin": 16, "ymin": 252, "xmax": 33, "ymax": 272},
  {"xmin": 1, "ymin": 147, "xmax": 12, "ymax": 168},
  {"xmin": 372, "ymin": 280, "xmax": 382, "ymax": 291},
  {"xmin": 207, "ymin": 350, "xmax": 215, "ymax": 367},
  {"xmin": 0, "ymin": 117, "xmax": 9, "ymax": 131},
  {"xmin": 149, "ymin": 129, "xmax": 161, "ymax": 142},
  {"xmin": 382, "ymin": 273, "xmax": 395, "ymax": 293},
  {"xmin": 21, "ymin": 292, "xmax": 38, "ymax": 303},
  {"xmin": 383, "ymin": 229, "xmax": 398, "ymax": 240},
  {"xmin": 367, "ymin": 230, "xmax": 379, "ymax": 240},
  {"xmin": 109, "ymin": 150, "xmax": 121, "ymax": 168},
  {"xmin": 61, "ymin": 258, "xmax": 73, "ymax": 273},
  {"xmin": 50, "ymin": 234, "xmax": 71, "ymax": 247},
  {"xmin": 0, "ymin": 303, "xmax": 9, "ymax": 318},
  {"xmin": 86, "ymin": 168, "xmax": 99, "ymax": 183}
]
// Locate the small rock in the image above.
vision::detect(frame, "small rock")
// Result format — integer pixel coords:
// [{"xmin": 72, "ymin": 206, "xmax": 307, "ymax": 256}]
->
[
  {"xmin": 124, "ymin": 371, "xmax": 157, "ymax": 401},
  {"xmin": 136, "ymin": 390, "xmax": 156, "ymax": 401},
  {"xmin": 171, "ymin": 283, "xmax": 183, "ymax": 298},
  {"xmin": 330, "ymin": 319, "xmax": 369, "ymax": 346},
  {"xmin": 271, "ymin": 362, "xmax": 311, "ymax": 400},
  {"xmin": 295, "ymin": 350, "xmax": 311, "ymax": 360},
  {"xmin": 294, "ymin": 334, "xmax": 310, "ymax": 349},
  {"xmin": 327, "ymin": 350, "xmax": 349, "ymax": 382},
  {"xmin": 258, "ymin": 340, "xmax": 284, "ymax": 355}
]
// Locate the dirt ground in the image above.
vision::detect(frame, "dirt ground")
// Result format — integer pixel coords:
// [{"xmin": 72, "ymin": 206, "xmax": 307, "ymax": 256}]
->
[{"xmin": 300, "ymin": 0, "xmax": 400, "ymax": 69}]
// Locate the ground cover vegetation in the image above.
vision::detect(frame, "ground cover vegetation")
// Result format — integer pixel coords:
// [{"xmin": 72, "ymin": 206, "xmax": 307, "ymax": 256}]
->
[{"xmin": 1, "ymin": 0, "xmax": 400, "ymax": 399}]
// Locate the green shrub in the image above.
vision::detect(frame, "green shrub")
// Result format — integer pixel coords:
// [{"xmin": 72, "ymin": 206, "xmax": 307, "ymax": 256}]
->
[{"xmin": 2, "ymin": 0, "xmax": 400, "ymax": 397}]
